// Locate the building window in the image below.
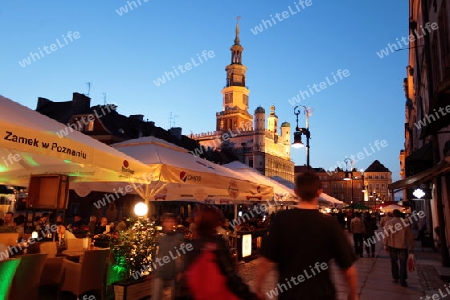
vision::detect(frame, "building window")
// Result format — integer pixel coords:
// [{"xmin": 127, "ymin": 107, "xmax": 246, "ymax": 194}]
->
[
  {"xmin": 439, "ymin": 1, "xmax": 450, "ymax": 70},
  {"xmin": 381, "ymin": 175, "xmax": 385, "ymax": 179},
  {"xmin": 368, "ymin": 175, "xmax": 373, "ymax": 179},
  {"xmin": 381, "ymin": 184, "xmax": 386, "ymax": 190},
  {"xmin": 375, "ymin": 175, "xmax": 379, "ymax": 179},
  {"xmin": 243, "ymin": 95, "xmax": 248, "ymax": 106},
  {"xmin": 86, "ymin": 120, "xmax": 94, "ymax": 131}
]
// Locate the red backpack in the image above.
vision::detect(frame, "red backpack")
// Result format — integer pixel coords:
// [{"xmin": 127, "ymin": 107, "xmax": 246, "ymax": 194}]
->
[{"xmin": 185, "ymin": 242, "xmax": 239, "ymax": 300}]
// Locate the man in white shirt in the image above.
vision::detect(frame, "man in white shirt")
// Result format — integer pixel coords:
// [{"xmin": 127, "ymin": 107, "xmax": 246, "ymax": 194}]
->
[
  {"xmin": 57, "ymin": 225, "xmax": 76, "ymax": 249},
  {"xmin": 383, "ymin": 209, "xmax": 415, "ymax": 287},
  {"xmin": 350, "ymin": 212, "xmax": 365, "ymax": 258}
]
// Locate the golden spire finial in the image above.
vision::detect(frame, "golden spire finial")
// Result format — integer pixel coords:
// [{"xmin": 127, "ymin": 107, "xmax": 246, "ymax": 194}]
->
[{"xmin": 234, "ymin": 16, "xmax": 241, "ymax": 45}]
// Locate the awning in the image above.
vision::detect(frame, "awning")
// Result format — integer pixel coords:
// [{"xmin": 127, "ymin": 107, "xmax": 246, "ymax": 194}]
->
[{"xmin": 389, "ymin": 156, "xmax": 450, "ymax": 191}]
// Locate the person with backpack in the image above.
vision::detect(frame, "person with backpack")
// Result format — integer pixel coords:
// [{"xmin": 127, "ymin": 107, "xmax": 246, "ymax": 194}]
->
[{"xmin": 180, "ymin": 205, "xmax": 259, "ymax": 300}]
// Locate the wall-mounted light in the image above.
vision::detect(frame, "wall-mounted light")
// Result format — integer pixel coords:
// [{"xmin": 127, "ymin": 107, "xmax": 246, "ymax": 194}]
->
[{"xmin": 413, "ymin": 188, "xmax": 425, "ymax": 199}]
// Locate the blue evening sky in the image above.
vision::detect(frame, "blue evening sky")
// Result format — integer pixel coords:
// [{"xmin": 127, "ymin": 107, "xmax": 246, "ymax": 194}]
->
[{"xmin": 0, "ymin": 0, "xmax": 408, "ymax": 181}]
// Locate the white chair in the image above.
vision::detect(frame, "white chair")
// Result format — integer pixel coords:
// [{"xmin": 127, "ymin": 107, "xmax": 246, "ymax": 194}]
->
[
  {"xmin": 60, "ymin": 249, "xmax": 110, "ymax": 299},
  {"xmin": 10, "ymin": 253, "xmax": 48, "ymax": 300},
  {"xmin": 39, "ymin": 242, "xmax": 64, "ymax": 287},
  {"xmin": 66, "ymin": 237, "xmax": 90, "ymax": 252},
  {"xmin": 0, "ymin": 232, "xmax": 19, "ymax": 251},
  {"xmin": 40, "ymin": 241, "xmax": 58, "ymax": 258}
]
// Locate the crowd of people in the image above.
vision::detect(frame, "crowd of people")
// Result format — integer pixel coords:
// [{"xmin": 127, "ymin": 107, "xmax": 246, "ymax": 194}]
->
[
  {"xmin": 0, "ymin": 171, "xmax": 421, "ymax": 299},
  {"xmin": 148, "ymin": 172, "xmax": 422, "ymax": 299}
]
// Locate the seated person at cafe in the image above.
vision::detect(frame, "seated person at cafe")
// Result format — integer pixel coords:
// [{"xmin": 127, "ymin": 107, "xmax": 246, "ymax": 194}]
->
[
  {"xmin": 56, "ymin": 215, "xmax": 64, "ymax": 225},
  {"xmin": 13, "ymin": 215, "xmax": 25, "ymax": 241},
  {"xmin": 115, "ymin": 217, "xmax": 127, "ymax": 232},
  {"xmin": 40, "ymin": 213, "xmax": 50, "ymax": 227},
  {"xmin": 57, "ymin": 225, "xmax": 76, "ymax": 249},
  {"xmin": 33, "ymin": 215, "xmax": 42, "ymax": 230},
  {"xmin": 88, "ymin": 215, "xmax": 98, "ymax": 233},
  {"xmin": 94, "ymin": 217, "xmax": 109, "ymax": 234},
  {"xmin": 68, "ymin": 215, "xmax": 84, "ymax": 231},
  {"xmin": 3, "ymin": 212, "xmax": 14, "ymax": 227}
]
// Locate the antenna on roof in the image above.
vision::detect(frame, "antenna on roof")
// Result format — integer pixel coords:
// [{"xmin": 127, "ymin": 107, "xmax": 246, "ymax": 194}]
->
[
  {"xmin": 86, "ymin": 82, "xmax": 91, "ymax": 96},
  {"xmin": 102, "ymin": 93, "xmax": 107, "ymax": 105},
  {"xmin": 169, "ymin": 111, "xmax": 178, "ymax": 128}
]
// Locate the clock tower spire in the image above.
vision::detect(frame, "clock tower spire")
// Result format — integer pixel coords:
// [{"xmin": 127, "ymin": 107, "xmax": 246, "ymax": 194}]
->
[{"xmin": 216, "ymin": 17, "xmax": 252, "ymax": 132}]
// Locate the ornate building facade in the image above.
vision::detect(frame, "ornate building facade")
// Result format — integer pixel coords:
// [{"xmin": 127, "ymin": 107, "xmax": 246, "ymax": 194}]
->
[
  {"xmin": 191, "ymin": 22, "xmax": 295, "ymax": 182},
  {"xmin": 300, "ymin": 160, "xmax": 392, "ymax": 208},
  {"xmin": 390, "ymin": 0, "xmax": 450, "ymax": 266}
]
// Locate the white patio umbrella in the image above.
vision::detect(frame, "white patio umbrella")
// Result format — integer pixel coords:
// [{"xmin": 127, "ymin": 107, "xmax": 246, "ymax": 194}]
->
[
  {"xmin": 102, "ymin": 136, "xmax": 274, "ymax": 202},
  {"xmin": 0, "ymin": 95, "xmax": 153, "ymax": 186},
  {"xmin": 381, "ymin": 204, "xmax": 406, "ymax": 212},
  {"xmin": 270, "ymin": 176, "xmax": 295, "ymax": 189},
  {"xmin": 318, "ymin": 193, "xmax": 344, "ymax": 208},
  {"xmin": 223, "ymin": 161, "xmax": 298, "ymax": 202}
]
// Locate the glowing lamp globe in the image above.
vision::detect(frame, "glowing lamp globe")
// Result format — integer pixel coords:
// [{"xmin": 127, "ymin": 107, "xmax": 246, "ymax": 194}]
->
[
  {"xmin": 134, "ymin": 202, "xmax": 148, "ymax": 217},
  {"xmin": 413, "ymin": 188, "xmax": 425, "ymax": 199}
]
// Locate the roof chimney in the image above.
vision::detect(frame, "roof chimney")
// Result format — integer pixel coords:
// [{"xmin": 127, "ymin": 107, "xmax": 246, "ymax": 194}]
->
[
  {"xmin": 36, "ymin": 97, "xmax": 51, "ymax": 111},
  {"xmin": 130, "ymin": 114, "xmax": 144, "ymax": 121},
  {"xmin": 169, "ymin": 127, "xmax": 182, "ymax": 140},
  {"xmin": 72, "ymin": 92, "xmax": 91, "ymax": 114}
]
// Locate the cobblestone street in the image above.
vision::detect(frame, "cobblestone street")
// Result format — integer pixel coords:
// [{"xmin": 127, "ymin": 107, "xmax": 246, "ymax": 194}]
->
[{"xmin": 235, "ymin": 232, "xmax": 450, "ymax": 300}]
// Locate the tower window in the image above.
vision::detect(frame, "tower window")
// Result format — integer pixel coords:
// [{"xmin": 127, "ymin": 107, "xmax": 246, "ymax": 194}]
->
[
  {"xmin": 225, "ymin": 93, "xmax": 233, "ymax": 104},
  {"xmin": 243, "ymin": 95, "xmax": 248, "ymax": 106}
]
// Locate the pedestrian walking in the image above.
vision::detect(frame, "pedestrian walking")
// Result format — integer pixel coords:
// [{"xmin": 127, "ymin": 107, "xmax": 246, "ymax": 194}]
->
[
  {"xmin": 256, "ymin": 172, "xmax": 358, "ymax": 300},
  {"xmin": 363, "ymin": 212, "xmax": 377, "ymax": 257},
  {"xmin": 152, "ymin": 213, "xmax": 185, "ymax": 300},
  {"xmin": 383, "ymin": 209, "xmax": 415, "ymax": 287},
  {"xmin": 350, "ymin": 212, "xmax": 365, "ymax": 258},
  {"xmin": 380, "ymin": 212, "xmax": 392, "ymax": 229},
  {"xmin": 180, "ymin": 205, "xmax": 258, "ymax": 300}
]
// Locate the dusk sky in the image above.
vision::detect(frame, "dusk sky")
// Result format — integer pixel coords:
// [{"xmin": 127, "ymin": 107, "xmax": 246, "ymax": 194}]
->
[{"xmin": 1, "ymin": 1, "xmax": 408, "ymax": 181}]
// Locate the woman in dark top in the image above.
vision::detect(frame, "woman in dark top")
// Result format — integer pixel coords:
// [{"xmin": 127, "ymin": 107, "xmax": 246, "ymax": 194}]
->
[
  {"xmin": 363, "ymin": 212, "xmax": 377, "ymax": 257},
  {"xmin": 180, "ymin": 205, "xmax": 258, "ymax": 300}
]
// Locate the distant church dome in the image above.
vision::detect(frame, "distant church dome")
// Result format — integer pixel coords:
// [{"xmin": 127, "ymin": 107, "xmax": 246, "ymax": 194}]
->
[
  {"xmin": 254, "ymin": 106, "xmax": 265, "ymax": 114},
  {"xmin": 281, "ymin": 122, "xmax": 290, "ymax": 128}
]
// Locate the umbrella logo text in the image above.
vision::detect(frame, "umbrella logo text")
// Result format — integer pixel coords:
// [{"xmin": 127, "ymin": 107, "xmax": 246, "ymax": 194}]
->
[
  {"xmin": 179, "ymin": 171, "xmax": 201, "ymax": 182},
  {"xmin": 121, "ymin": 160, "xmax": 135, "ymax": 174}
]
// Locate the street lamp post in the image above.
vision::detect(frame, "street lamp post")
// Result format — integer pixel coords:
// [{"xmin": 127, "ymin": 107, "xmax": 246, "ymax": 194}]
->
[
  {"xmin": 292, "ymin": 105, "xmax": 312, "ymax": 169},
  {"xmin": 343, "ymin": 158, "xmax": 354, "ymax": 212}
]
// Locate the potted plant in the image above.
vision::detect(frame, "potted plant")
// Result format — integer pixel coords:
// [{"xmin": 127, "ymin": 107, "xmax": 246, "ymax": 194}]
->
[{"xmin": 109, "ymin": 217, "xmax": 159, "ymax": 300}]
